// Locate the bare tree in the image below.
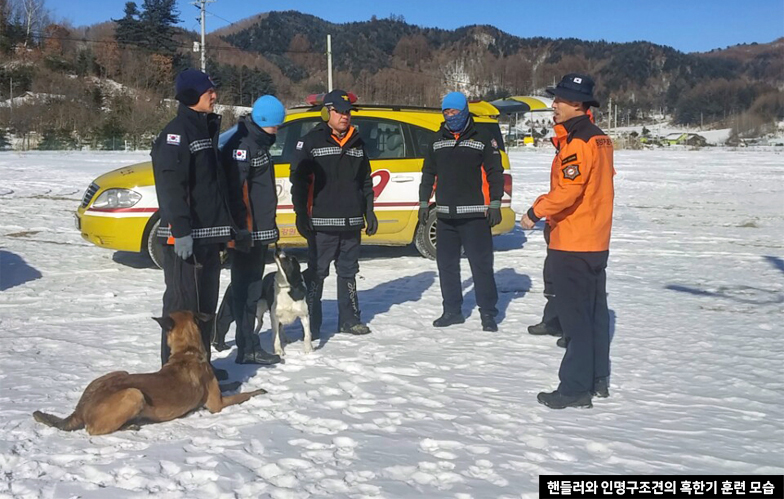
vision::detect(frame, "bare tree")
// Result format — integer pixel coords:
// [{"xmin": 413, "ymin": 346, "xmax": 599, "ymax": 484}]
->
[{"xmin": 16, "ymin": 0, "xmax": 47, "ymax": 47}]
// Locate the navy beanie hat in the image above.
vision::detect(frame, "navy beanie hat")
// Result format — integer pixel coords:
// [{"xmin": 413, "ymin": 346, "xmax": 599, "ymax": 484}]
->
[
  {"xmin": 175, "ymin": 69, "xmax": 215, "ymax": 106},
  {"xmin": 251, "ymin": 95, "xmax": 286, "ymax": 127}
]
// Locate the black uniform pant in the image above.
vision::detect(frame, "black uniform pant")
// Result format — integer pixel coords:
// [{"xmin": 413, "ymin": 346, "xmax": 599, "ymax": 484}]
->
[
  {"xmin": 549, "ymin": 249, "xmax": 610, "ymax": 396},
  {"xmin": 307, "ymin": 230, "xmax": 362, "ymax": 331},
  {"xmin": 160, "ymin": 244, "xmax": 221, "ymax": 365},
  {"xmin": 541, "ymin": 224, "xmax": 560, "ymax": 328},
  {"xmin": 436, "ymin": 217, "xmax": 498, "ymax": 317},
  {"xmin": 230, "ymin": 244, "xmax": 267, "ymax": 356},
  {"xmin": 541, "ymin": 252, "xmax": 561, "ymax": 328}
]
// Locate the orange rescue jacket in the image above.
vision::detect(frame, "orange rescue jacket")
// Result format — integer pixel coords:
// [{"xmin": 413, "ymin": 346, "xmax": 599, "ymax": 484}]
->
[{"xmin": 527, "ymin": 114, "xmax": 615, "ymax": 252}]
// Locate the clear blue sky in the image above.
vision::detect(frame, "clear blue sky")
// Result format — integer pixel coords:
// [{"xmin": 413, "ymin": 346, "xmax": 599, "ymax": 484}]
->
[{"xmin": 50, "ymin": 0, "xmax": 784, "ymax": 53}]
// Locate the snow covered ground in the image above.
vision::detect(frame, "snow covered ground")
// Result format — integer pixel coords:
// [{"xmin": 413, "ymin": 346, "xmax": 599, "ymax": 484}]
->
[{"xmin": 1, "ymin": 149, "xmax": 782, "ymax": 498}]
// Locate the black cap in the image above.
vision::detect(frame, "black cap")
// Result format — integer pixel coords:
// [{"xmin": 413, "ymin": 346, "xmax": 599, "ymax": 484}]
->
[
  {"xmin": 546, "ymin": 73, "xmax": 600, "ymax": 108},
  {"xmin": 323, "ymin": 89, "xmax": 354, "ymax": 113}
]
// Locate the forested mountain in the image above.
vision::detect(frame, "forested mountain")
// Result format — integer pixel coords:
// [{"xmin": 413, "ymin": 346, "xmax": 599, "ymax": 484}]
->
[{"xmin": 0, "ymin": 3, "xmax": 781, "ymax": 149}]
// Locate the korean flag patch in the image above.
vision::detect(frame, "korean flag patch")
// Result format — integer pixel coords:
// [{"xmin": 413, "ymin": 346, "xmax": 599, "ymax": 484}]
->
[
  {"xmin": 296, "ymin": 141, "xmax": 304, "ymax": 150},
  {"xmin": 233, "ymin": 149, "xmax": 247, "ymax": 161},
  {"xmin": 562, "ymin": 163, "xmax": 581, "ymax": 180},
  {"xmin": 490, "ymin": 138, "xmax": 498, "ymax": 149},
  {"xmin": 166, "ymin": 134, "xmax": 181, "ymax": 145}
]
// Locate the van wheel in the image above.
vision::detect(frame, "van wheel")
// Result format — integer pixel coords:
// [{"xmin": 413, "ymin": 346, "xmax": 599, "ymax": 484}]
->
[
  {"xmin": 414, "ymin": 208, "xmax": 437, "ymax": 260},
  {"xmin": 144, "ymin": 216, "xmax": 164, "ymax": 270}
]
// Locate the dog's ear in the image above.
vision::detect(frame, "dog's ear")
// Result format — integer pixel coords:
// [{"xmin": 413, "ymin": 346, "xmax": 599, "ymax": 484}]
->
[
  {"xmin": 153, "ymin": 316, "xmax": 175, "ymax": 332},
  {"xmin": 194, "ymin": 312, "xmax": 213, "ymax": 325}
]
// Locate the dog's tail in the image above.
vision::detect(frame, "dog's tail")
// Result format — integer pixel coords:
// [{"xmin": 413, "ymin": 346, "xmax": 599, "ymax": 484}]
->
[{"xmin": 33, "ymin": 410, "xmax": 84, "ymax": 431}]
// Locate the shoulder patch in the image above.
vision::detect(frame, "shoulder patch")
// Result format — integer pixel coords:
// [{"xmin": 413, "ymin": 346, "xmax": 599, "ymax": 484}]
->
[
  {"xmin": 233, "ymin": 149, "xmax": 247, "ymax": 161},
  {"xmin": 166, "ymin": 134, "xmax": 181, "ymax": 145},
  {"xmin": 296, "ymin": 141, "xmax": 304, "ymax": 150},
  {"xmin": 561, "ymin": 153, "xmax": 578, "ymax": 164},
  {"xmin": 562, "ymin": 164, "xmax": 581, "ymax": 180},
  {"xmin": 491, "ymin": 138, "xmax": 498, "ymax": 149}
]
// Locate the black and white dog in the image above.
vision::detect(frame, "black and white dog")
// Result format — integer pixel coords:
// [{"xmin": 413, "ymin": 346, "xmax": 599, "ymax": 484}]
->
[{"xmin": 255, "ymin": 249, "xmax": 313, "ymax": 355}]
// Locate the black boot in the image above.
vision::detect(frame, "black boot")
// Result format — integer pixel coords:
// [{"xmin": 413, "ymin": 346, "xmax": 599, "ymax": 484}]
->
[
  {"xmin": 236, "ymin": 349, "xmax": 282, "ymax": 365},
  {"xmin": 306, "ymin": 271, "xmax": 324, "ymax": 340},
  {"xmin": 338, "ymin": 276, "xmax": 371, "ymax": 334},
  {"xmin": 212, "ymin": 283, "xmax": 234, "ymax": 351},
  {"xmin": 556, "ymin": 336, "xmax": 570, "ymax": 348},
  {"xmin": 433, "ymin": 311, "xmax": 465, "ymax": 327},
  {"xmin": 537, "ymin": 390, "xmax": 593, "ymax": 409},
  {"xmin": 235, "ymin": 280, "xmax": 281, "ymax": 365},
  {"xmin": 480, "ymin": 313, "xmax": 498, "ymax": 332},
  {"xmin": 593, "ymin": 377, "xmax": 610, "ymax": 398},
  {"xmin": 527, "ymin": 320, "xmax": 562, "ymax": 337}
]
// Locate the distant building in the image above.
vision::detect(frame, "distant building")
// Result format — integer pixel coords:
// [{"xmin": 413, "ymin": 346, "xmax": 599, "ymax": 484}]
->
[{"xmin": 665, "ymin": 133, "xmax": 707, "ymax": 146}]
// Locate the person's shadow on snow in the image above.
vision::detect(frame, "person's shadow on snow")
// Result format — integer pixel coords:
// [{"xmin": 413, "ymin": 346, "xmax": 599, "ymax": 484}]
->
[
  {"xmin": 0, "ymin": 250, "xmax": 42, "ymax": 291},
  {"xmin": 270, "ymin": 270, "xmax": 436, "ymax": 350},
  {"xmin": 461, "ymin": 267, "xmax": 532, "ymax": 323}
]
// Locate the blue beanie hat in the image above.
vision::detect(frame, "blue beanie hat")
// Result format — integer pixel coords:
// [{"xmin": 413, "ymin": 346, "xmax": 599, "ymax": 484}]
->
[
  {"xmin": 175, "ymin": 69, "xmax": 215, "ymax": 106},
  {"xmin": 251, "ymin": 95, "xmax": 286, "ymax": 127},
  {"xmin": 442, "ymin": 92, "xmax": 470, "ymax": 132},
  {"xmin": 441, "ymin": 91, "xmax": 468, "ymax": 111}
]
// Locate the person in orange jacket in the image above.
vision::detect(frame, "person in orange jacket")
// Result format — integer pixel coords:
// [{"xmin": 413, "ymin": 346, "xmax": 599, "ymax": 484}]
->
[{"xmin": 521, "ymin": 73, "xmax": 615, "ymax": 409}]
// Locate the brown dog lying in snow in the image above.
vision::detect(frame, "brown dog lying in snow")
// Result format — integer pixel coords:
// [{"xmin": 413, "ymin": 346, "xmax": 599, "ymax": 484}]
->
[{"xmin": 33, "ymin": 311, "xmax": 266, "ymax": 435}]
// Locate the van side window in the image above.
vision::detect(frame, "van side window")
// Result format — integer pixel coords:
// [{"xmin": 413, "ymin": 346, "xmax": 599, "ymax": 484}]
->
[
  {"xmin": 409, "ymin": 125, "xmax": 436, "ymax": 158},
  {"xmin": 271, "ymin": 119, "xmax": 320, "ymax": 164},
  {"xmin": 353, "ymin": 118, "xmax": 407, "ymax": 160}
]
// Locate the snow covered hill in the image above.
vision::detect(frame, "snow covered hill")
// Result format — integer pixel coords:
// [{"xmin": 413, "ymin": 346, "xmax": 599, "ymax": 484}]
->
[{"xmin": 1, "ymin": 149, "xmax": 782, "ymax": 498}]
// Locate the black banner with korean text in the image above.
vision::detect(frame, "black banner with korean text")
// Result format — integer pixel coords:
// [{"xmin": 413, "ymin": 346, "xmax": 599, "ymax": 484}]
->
[{"xmin": 539, "ymin": 476, "xmax": 783, "ymax": 498}]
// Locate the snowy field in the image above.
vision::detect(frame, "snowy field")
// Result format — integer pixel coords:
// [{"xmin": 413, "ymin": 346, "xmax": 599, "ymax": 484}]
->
[{"xmin": 1, "ymin": 148, "xmax": 783, "ymax": 498}]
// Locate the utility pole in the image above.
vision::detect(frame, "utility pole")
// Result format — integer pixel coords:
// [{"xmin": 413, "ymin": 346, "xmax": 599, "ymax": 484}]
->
[
  {"xmin": 614, "ymin": 105, "xmax": 618, "ymax": 130},
  {"xmin": 326, "ymin": 34, "xmax": 333, "ymax": 92},
  {"xmin": 608, "ymin": 97, "xmax": 612, "ymax": 134},
  {"xmin": 192, "ymin": 0, "xmax": 216, "ymax": 73}
]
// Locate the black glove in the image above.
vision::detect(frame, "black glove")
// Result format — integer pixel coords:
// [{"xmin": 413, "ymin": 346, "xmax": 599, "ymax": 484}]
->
[
  {"xmin": 487, "ymin": 207, "xmax": 502, "ymax": 227},
  {"xmin": 296, "ymin": 213, "xmax": 313, "ymax": 239},
  {"xmin": 234, "ymin": 229, "xmax": 252, "ymax": 253},
  {"xmin": 418, "ymin": 206, "xmax": 429, "ymax": 226},
  {"xmin": 365, "ymin": 211, "xmax": 378, "ymax": 236}
]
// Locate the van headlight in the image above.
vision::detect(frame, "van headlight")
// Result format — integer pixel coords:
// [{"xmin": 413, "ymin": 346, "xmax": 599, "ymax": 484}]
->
[{"xmin": 91, "ymin": 188, "xmax": 142, "ymax": 209}]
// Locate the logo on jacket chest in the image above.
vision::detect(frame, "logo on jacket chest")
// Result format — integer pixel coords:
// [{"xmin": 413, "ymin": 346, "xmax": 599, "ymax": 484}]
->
[{"xmin": 562, "ymin": 164, "xmax": 580, "ymax": 180}]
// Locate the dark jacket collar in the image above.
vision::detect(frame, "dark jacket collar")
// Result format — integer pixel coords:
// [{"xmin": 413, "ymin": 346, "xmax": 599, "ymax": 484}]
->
[
  {"xmin": 239, "ymin": 115, "xmax": 276, "ymax": 148},
  {"xmin": 178, "ymin": 104, "xmax": 221, "ymax": 136},
  {"xmin": 561, "ymin": 114, "xmax": 591, "ymax": 144}
]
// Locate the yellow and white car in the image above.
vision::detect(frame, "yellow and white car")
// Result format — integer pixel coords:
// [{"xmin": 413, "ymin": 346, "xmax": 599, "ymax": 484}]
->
[{"xmin": 76, "ymin": 101, "xmax": 516, "ymax": 268}]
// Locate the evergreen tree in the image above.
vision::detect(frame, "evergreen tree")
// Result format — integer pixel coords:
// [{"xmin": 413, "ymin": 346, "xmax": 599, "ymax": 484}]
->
[
  {"xmin": 138, "ymin": 0, "xmax": 180, "ymax": 55},
  {"xmin": 75, "ymin": 49, "xmax": 97, "ymax": 76},
  {"xmin": 0, "ymin": 130, "xmax": 10, "ymax": 150},
  {"xmin": 37, "ymin": 129, "xmax": 76, "ymax": 150},
  {"xmin": 114, "ymin": 2, "xmax": 142, "ymax": 47}
]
